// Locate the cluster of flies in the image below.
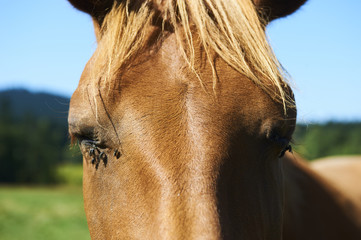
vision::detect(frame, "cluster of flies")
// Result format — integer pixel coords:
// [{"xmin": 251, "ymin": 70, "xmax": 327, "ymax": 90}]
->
[{"xmin": 88, "ymin": 147, "xmax": 121, "ymax": 169}]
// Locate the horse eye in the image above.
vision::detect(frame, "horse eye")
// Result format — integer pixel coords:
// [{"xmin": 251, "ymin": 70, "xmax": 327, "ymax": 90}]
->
[
  {"xmin": 269, "ymin": 133, "xmax": 290, "ymax": 147},
  {"xmin": 72, "ymin": 133, "xmax": 121, "ymax": 168},
  {"xmin": 279, "ymin": 145, "xmax": 292, "ymax": 158},
  {"xmin": 266, "ymin": 131, "xmax": 293, "ymax": 158},
  {"xmin": 77, "ymin": 138, "xmax": 109, "ymax": 167},
  {"xmin": 80, "ymin": 139, "xmax": 98, "ymax": 148},
  {"xmin": 72, "ymin": 132, "xmax": 104, "ymax": 150}
]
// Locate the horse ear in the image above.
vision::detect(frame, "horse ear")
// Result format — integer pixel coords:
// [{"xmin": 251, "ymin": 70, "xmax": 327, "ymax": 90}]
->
[
  {"xmin": 67, "ymin": 0, "xmax": 115, "ymax": 23},
  {"xmin": 253, "ymin": 0, "xmax": 307, "ymax": 23}
]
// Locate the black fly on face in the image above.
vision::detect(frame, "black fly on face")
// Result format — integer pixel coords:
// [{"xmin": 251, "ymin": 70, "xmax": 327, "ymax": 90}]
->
[
  {"xmin": 89, "ymin": 148, "xmax": 95, "ymax": 157},
  {"xmin": 100, "ymin": 151, "xmax": 107, "ymax": 166},
  {"xmin": 113, "ymin": 149, "xmax": 121, "ymax": 159}
]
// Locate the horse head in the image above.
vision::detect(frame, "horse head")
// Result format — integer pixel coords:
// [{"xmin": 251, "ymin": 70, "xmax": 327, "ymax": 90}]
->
[{"xmin": 67, "ymin": 0, "xmax": 305, "ymax": 239}]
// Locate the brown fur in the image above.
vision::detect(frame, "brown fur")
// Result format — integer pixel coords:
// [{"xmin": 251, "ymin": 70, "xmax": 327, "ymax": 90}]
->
[
  {"xmin": 69, "ymin": 30, "xmax": 296, "ymax": 239},
  {"xmin": 66, "ymin": 0, "xmax": 361, "ymax": 239},
  {"xmin": 87, "ymin": 0, "xmax": 296, "ymax": 111},
  {"xmin": 67, "ymin": 0, "xmax": 114, "ymax": 23},
  {"xmin": 283, "ymin": 153, "xmax": 361, "ymax": 240},
  {"xmin": 254, "ymin": 0, "xmax": 307, "ymax": 22},
  {"xmin": 311, "ymin": 156, "xmax": 361, "ymax": 223},
  {"xmin": 68, "ymin": 0, "xmax": 308, "ymax": 23}
]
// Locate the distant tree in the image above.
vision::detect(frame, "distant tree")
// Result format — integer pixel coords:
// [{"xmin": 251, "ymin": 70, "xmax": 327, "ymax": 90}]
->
[
  {"xmin": 0, "ymin": 97, "xmax": 81, "ymax": 184},
  {"xmin": 293, "ymin": 122, "xmax": 361, "ymax": 160}
]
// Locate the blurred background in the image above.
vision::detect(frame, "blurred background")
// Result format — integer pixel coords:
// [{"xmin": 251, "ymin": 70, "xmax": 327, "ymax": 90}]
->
[{"xmin": 0, "ymin": 0, "xmax": 360, "ymax": 239}]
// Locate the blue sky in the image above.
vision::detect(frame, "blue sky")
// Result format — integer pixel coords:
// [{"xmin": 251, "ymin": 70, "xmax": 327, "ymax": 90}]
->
[{"xmin": 1, "ymin": 0, "xmax": 360, "ymax": 122}]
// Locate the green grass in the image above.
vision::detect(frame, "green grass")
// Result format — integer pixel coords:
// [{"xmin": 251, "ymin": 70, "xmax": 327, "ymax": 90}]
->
[
  {"xmin": 0, "ymin": 186, "xmax": 90, "ymax": 240},
  {"xmin": 56, "ymin": 164, "xmax": 83, "ymax": 186}
]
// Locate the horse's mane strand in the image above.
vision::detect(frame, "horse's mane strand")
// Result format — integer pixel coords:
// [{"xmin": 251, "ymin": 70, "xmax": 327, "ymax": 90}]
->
[{"xmin": 91, "ymin": 0, "xmax": 294, "ymax": 110}]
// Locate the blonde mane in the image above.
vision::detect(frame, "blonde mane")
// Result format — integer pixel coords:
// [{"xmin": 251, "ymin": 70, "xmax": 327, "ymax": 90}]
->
[{"xmin": 90, "ymin": 0, "xmax": 294, "ymax": 110}]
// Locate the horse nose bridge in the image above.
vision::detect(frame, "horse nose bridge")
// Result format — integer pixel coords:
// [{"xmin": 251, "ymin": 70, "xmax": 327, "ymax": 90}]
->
[
  {"xmin": 140, "ymin": 148, "xmax": 224, "ymax": 238},
  {"xmin": 157, "ymin": 178, "xmax": 222, "ymax": 239}
]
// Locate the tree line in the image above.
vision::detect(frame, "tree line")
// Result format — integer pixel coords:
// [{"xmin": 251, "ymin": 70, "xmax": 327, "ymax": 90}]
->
[
  {"xmin": 293, "ymin": 122, "xmax": 361, "ymax": 160},
  {"xmin": 0, "ymin": 98, "xmax": 81, "ymax": 184}
]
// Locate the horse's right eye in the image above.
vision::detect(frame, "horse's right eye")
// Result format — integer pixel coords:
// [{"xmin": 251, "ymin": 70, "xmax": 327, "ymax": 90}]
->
[
  {"xmin": 75, "ymin": 136, "xmax": 110, "ymax": 167},
  {"xmin": 79, "ymin": 138, "xmax": 98, "ymax": 149},
  {"xmin": 69, "ymin": 124, "xmax": 104, "ymax": 148}
]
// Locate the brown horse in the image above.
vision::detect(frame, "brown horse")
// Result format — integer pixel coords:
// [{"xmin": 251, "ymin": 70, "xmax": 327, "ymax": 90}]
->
[
  {"xmin": 311, "ymin": 156, "xmax": 361, "ymax": 218},
  {"xmin": 282, "ymin": 153, "xmax": 361, "ymax": 240},
  {"xmin": 66, "ymin": 0, "xmax": 360, "ymax": 239}
]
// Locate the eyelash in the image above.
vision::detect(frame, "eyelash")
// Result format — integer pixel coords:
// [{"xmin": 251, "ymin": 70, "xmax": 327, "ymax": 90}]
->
[
  {"xmin": 78, "ymin": 140, "xmax": 106, "ymax": 166},
  {"xmin": 279, "ymin": 145, "xmax": 292, "ymax": 158},
  {"xmin": 267, "ymin": 132, "xmax": 293, "ymax": 158},
  {"xmin": 77, "ymin": 138, "xmax": 121, "ymax": 169},
  {"xmin": 269, "ymin": 133, "xmax": 290, "ymax": 146}
]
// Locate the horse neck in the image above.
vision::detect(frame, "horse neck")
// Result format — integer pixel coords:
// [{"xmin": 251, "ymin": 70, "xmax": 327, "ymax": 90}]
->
[{"xmin": 283, "ymin": 153, "xmax": 361, "ymax": 240}]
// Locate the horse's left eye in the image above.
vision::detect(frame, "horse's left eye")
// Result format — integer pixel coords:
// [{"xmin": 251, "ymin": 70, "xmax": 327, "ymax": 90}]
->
[
  {"xmin": 269, "ymin": 132, "xmax": 291, "ymax": 147},
  {"xmin": 279, "ymin": 144, "xmax": 292, "ymax": 158},
  {"xmin": 266, "ymin": 131, "xmax": 293, "ymax": 158}
]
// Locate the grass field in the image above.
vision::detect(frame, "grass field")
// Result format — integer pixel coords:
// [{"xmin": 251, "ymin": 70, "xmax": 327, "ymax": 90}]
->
[{"xmin": 0, "ymin": 186, "xmax": 90, "ymax": 240}]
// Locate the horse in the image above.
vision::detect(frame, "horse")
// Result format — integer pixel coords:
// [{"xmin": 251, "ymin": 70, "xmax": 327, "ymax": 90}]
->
[
  {"xmin": 66, "ymin": 0, "xmax": 361, "ymax": 239},
  {"xmin": 282, "ymin": 153, "xmax": 361, "ymax": 240},
  {"xmin": 311, "ymin": 155, "xmax": 361, "ymax": 216}
]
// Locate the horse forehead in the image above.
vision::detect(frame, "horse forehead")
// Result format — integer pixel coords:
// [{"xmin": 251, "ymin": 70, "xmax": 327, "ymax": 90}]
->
[
  {"xmin": 71, "ymin": 31, "xmax": 287, "ymax": 133},
  {"xmin": 96, "ymin": 32, "xmax": 262, "ymax": 99}
]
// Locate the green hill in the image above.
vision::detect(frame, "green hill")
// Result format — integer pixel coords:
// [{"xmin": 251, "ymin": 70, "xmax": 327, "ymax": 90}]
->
[
  {"xmin": 0, "ymin": 89, "xmax": 81, "ymax": 184},
  {"xmin": 0, "ymin": 89, "xmax": 69, "ymax": 124},
  {"xmin": 293, "ymin": 122, "xmax": 361, "ymax": 160}
]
